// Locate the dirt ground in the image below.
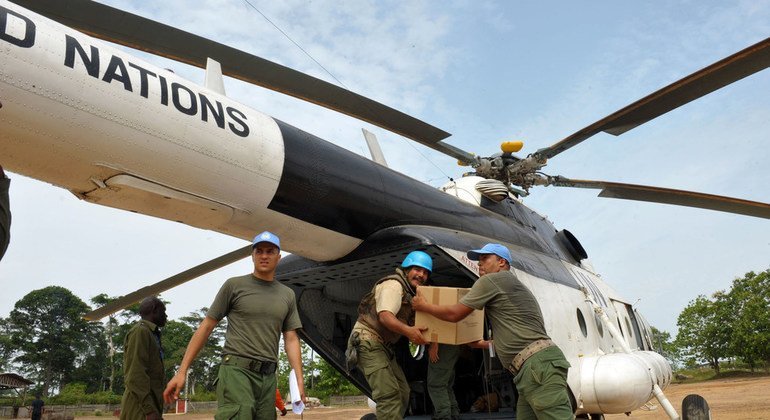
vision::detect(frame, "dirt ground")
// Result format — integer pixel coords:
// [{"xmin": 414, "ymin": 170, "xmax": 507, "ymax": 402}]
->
[{"xmin": 72, "ymin": 376, "xmax": 770, "ymax": 419}]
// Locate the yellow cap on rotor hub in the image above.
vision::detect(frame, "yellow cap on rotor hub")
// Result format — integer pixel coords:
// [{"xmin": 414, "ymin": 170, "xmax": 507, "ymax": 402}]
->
[{"xmin": 501, "ymin": 141, "xmax": 523, "ymax": 153}]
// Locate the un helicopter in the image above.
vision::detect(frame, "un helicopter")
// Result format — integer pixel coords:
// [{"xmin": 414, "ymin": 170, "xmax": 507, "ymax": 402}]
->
[{"xmin": 2, "ymin": 0, "xmax": 769, "ymax": 418}]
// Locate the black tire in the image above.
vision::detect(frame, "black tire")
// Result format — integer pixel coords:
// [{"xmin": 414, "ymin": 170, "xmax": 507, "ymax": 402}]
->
[{"xmin": 682, "ymin": 394, "xmax": 711, "ymax": 420}]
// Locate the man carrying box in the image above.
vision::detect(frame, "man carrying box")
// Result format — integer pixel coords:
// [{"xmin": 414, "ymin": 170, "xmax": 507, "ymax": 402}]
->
[
  {"xmin": 346, "ymin": 251, "xmax": 431, "ymax": 420},
  {"xmin": 412, "ymin": 244, "xmax": 573, "ymax": 420}
]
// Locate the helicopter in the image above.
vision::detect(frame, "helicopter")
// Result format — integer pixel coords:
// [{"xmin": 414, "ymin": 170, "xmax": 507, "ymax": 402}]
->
[{"xmin": 2, "ymin": 0, "xmax": 769, "ymax": 418}]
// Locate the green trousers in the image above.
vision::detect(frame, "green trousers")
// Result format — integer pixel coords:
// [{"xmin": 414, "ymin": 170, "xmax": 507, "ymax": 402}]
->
[
  {"xmin": 357, "ymin": 339, "xmax": 410, "ymax": 420},
  {"xmin": 214, "ymin": 363, "xmax": 277, "ymax": 420},
  {"xmin": 513, "ymin": 345, "xmax": 573, "ymax": 420},
  {"xmin": 427, "ymin": 344, "xmax": 460, "ymax": 420}
]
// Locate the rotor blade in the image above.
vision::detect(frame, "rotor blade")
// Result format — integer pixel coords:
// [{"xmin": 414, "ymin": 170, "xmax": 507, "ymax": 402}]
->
[
  {"xmin": 13, "ymin": 0, "xmax": 452, "ymax": 147},
  {"xmin": 83, "ymin": 244, "xmax": 252, "ymax": 321},
  {"xmin": 549, "ymin": 177, "xmax": 770, "ymax": 219},
  {"xmin": 537, "ymin": 37, "xmax": 770, "ymax": 160}
]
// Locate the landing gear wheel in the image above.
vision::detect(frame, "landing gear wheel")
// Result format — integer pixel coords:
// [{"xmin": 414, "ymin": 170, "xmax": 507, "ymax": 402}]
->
[{"xmin": 682, "ymin": 394, "xmax": 711, "ymax": 420}]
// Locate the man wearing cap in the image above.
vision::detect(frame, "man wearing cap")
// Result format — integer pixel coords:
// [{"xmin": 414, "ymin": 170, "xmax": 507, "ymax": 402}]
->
[
  {"xmin": 346, "ymin": 250, "xmax": 431, "ymax": 420},
  {"xmin": 412, "ymin": 244, "xmax": 572, "ymax": 420},
  {"xmin": 163, "ymin": 231, "xmax": 305, "ymax": 420}
]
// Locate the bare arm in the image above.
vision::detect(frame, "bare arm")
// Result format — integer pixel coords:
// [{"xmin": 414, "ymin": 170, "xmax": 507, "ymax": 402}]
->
[
  {"xmin": 378, "ymin": 311, "xmax": 428, "ymax": 345},
  {"xmin": 284, "ymin": 329, "xmax": 306, "ymax": 403},
  {"xmin": 412, "ymin": 293, "xmax": 475, "ymax": 322},
  {"xmin": 163, "ymin": 316, "xmax": 217, "ymax": 403}
]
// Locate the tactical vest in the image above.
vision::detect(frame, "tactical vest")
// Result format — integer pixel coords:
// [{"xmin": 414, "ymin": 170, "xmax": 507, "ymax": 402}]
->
[{"xmin": 356, "ymin": 268, "xmax": 416, "ymax": 344}]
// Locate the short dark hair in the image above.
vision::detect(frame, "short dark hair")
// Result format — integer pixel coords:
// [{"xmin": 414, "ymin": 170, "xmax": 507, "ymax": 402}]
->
[{"xmin": 139, "ymin": 297, "xmax": 163, "ymax": 318}]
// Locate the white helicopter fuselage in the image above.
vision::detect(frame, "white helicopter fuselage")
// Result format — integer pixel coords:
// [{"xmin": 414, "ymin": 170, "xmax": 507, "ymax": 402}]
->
[
  {"xmin": 1, "ymin": 0, "xmax": 360, "ymax": 260},
  {"xmin": 0, "ymin": 1, "xmax": 673, "ymax": 416}
]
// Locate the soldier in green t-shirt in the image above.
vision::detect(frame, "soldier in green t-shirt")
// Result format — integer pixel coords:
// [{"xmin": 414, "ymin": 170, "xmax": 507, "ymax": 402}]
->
[
  {"xmin": 164, "ymin": 231, "xmax": 305, "ymax": 420},
  {"xmin": 412, "ymin": 243, "xmax": 573, "ymax": 420}
]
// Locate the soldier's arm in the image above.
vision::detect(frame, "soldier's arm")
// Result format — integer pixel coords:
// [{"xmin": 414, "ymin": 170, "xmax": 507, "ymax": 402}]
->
[
  {"xmin": 412, "ymin": 294, "xmax": 474, "ymax": 322},
  {"xmin": 378, "ymin": 310, "xmax": 427, "ymax": 344},
  {"xmin": 164, "ymin": 316, "xmax": 217, "ymax": 402}
]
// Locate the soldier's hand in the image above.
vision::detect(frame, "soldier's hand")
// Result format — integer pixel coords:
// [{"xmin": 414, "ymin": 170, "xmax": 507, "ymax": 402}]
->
[
  {"xmin": 163, "ymin": 372, "xmax": 185, "ymax": 404},
  {"xmin": 407, "ymin": 325, "xmax": 429, "ymax": 345},
  {"xmin": 145, "ymin": 411, "xmax": 161, "ymax": 420},
  {"xmin": 429, "ymin": 342, "xmax": 439, "ymax": 363},
  {"xmin": 411, "ymin": 291, "xmax": 426, "ymax": 311}
]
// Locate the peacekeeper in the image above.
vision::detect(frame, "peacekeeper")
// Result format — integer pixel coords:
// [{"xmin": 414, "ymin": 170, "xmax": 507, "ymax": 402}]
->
[
  {"xmin": 412, "ymin": 243, "xmax": 573, "ymax": 420},
  {"xmin": 164, "ymin": 231, "xmax": 305, "ymax": 419},
  {"xmin": 346, "ymin": 250, "xmax": 431, "ymax": 420},
  {"xmin": 426, "ymin": 342, "xmax": 461, "ymax": 420}
]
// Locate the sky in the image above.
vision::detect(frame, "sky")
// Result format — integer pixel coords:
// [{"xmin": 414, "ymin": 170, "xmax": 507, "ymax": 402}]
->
[{"xmin": 1, "ymin": 0, "xmax": 769, "ymax": 336}]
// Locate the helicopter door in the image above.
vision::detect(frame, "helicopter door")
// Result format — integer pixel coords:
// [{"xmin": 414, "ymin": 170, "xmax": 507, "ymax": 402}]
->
[{"xmin": 609, "ymin": 299, "xmax": 644, "ymax": 350}]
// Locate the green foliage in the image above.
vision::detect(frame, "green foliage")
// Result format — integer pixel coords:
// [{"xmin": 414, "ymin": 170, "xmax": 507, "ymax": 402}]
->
[
  {"xmin": 178, "ymin": 308, "xmax": 225, "ymax": 393},
  {"xmin": 7, "ymin": 286, "xmax": 98, "ymax": 395},
  {"xmin": 675, "ymin": 269, "xmax": 770, "ymax": 374},
  {"xmin": 161, "ymin": 320, "xmax": 194, "ymax": 382},
  {"xmin": 49, "ymin": 383, "xmax": 86, "ymax": 405},
  {"xmin": 676, "ymin": 293, "xmax": 733, "ymax": 373},
  {"xmin": 650, "ymin": 326, "xmax": 682, "ymax": 368},
  {"xmin": 727, "ymin": 270, "xmax": 770, "ymax": 371},
  {"xmin": 310, "ymin": 356, "xmax": 360, "ymax": 403}
]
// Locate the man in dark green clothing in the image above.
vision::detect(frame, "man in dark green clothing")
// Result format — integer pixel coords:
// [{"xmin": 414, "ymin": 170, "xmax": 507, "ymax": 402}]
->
[
  {"xmin": 164, "ymin": 231, "xmax": 305, "ymax": 420},
  {"xmin": 0, "ymin": 166, "xmax": 11, "ymax": 261},
  {"xmin": 413, "ymin": 243, "xmax": 573, "ymax": 420},
  {"xmin": 427, "ymin": 342, "xmax": 460, "ymax": 420},
  {"xmin": 121, "ymin": 297, "xmax": 167, "ymax": 420}
]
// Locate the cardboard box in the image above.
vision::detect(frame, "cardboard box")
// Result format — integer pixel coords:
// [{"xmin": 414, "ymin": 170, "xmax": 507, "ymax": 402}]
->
[{"xmin": 415, "ymin": 286, "xmax": 484, "ymax": 345}]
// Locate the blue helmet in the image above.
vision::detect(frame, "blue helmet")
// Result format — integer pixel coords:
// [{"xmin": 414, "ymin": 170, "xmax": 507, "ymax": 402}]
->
[{"xmin": 401, "ymin": 251, "xmax": 433, "ymax": 273}]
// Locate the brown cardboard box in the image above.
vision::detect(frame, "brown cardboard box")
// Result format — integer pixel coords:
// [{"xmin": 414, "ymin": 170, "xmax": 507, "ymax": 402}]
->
[{"xmin": 415, "ymin": 286, "xmax": 484, "ymax": 345}]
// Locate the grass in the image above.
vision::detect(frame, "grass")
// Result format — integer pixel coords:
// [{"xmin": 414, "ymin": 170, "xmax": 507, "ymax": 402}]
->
[{"xmin": 673, "ymin": 366, "xmax": 770, "ymax": 384}]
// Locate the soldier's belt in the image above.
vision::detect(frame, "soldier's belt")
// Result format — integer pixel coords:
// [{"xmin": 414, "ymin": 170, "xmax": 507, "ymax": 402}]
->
[
  {"xmin": 222, "ymin": 354, "xmax": 277, "ymax": 375},
  {"xmin": 508, "ymin": 339, "xmax": 554, "ymax": 375}
]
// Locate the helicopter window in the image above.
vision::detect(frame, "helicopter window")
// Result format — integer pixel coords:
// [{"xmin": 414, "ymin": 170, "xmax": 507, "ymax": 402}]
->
[
  {"xmin": 625, "ymin": 317, "xmax": 634, "ymax": 338},
  {"xmin": 576, "ymin": 309, "xmax": 588, "ymax": 337},
  {"xmin": 594, "ymin": 313, "xmax": 604, "ymax": 337}
]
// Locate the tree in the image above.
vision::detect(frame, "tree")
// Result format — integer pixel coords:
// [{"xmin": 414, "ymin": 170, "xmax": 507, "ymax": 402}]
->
[
  {"xmin": 650, "ymin": 326, "xmax": 682, "ymax": 369},
  {"xmin": 0, "ymin": 317, "xmax": 15, "ymax": 372},
  {"xmin": 90, "ymin": 294, "xmax": 121, "ymax": 392},
  {"xmin": 676, "ymin": 293, "xmax": 733, "ymax": 374},
  {"xmin": 727, "ymin": 270, "xmax": 770, "ymax": 371},
  {"xmin": 7, "ymin": 286, "xmax": 97, "ymax": 395},
  {"xmin": 178, "ymin": 308, "xmax": 225, "ymax": 394},
  {"xmin": 161, "ymin": 320, "xmax": 194, "ymax": 382},
  {"xmin": 311, "ymin": 356, "xmax": 360, "ymax": 401}
]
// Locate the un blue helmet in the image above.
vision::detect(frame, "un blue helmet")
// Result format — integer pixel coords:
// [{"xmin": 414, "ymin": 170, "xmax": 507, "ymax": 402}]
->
[{"xmin": 401, "ymin": 250, "xmax": 433, "ymax": 273}]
